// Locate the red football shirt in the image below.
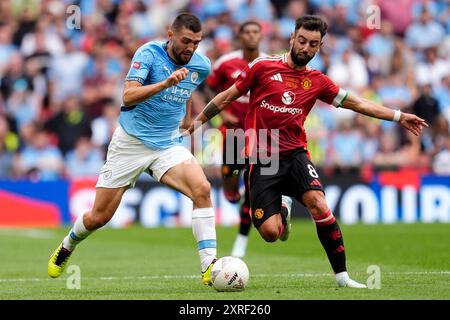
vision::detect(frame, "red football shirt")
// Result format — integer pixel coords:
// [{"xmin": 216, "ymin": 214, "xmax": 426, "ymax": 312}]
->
[
  {"xmin": 207, "ymin": 50, "xmax": 267, "ymax": 130},
  {"xmin": 234, "ymin": 53, "xmax": 348, "ymax": 158}
]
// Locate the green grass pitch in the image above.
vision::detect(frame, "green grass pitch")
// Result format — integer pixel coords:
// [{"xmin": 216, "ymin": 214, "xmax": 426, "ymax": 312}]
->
[{"xmin": 1, "ymin": 221, "xmax": 449, "ymax": 300}]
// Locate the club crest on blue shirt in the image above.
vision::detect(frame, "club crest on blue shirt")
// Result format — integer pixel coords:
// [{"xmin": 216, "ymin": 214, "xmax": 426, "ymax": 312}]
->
[{"xmin": 191, "ymin": 71, "xmax": 199, "ymax": 83}]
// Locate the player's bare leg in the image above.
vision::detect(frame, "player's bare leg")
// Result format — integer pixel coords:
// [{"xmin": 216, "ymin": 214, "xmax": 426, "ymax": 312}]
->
[
  {"xmin": 302, "ymin": 190, "xmax": 367, "ymax": 288},
  {"xmin": 160, "ymin": 160, "xmax": 217, "ymax": 285},
  {"xmin": 256, "ymin": 195, "xmax": 292, "ymax": 243},
  {"xmin": 48, "ymin": 186, "xmax": 127, "ymax": 278}
]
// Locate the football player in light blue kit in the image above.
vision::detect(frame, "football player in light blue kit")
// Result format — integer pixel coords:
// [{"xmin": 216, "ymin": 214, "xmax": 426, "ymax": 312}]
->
[{"xmin": 48, "ymin": 13, "xmax": 218, "ymax": 285}]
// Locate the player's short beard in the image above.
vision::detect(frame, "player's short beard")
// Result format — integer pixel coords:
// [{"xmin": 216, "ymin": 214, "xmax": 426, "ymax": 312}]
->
[
  {"xmin": 171, "ymin": 43, "xmax": 192, "ymax": 65},
  {"xmin": 290, "ymin": 48, "xmax": 315, "ymax": 67}
]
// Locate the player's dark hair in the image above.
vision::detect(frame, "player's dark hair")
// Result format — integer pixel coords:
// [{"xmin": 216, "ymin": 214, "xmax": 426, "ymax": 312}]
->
[
  {"xmin": 171, "ymin": 13, "xmax": 202, "ymax": 33},
  {"xmin": 239, "ymin": 20, "xmax": 262, "ymax": 34},
  {"xmin": 295, "ymin": 15, "xmax": 328, "ymax": 38}
]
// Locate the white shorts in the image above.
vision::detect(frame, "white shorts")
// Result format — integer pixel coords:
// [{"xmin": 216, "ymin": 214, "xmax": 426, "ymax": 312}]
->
[{"xmin": 96, "ymin": 126, "xmax": 196, "ymax": 188}]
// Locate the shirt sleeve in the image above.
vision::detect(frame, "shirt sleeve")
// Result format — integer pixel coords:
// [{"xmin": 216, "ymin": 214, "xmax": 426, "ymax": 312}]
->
[
  {"xmin": 234, "ymin": 63, "xmax": 255, "ymax": 95},
  {"xmin": 318, "ymin": 74, "xmax": 348, "ymax": 108},
  {"xmin": 125, "ymin": 46, "xmax": 153, "ymax": 84}
]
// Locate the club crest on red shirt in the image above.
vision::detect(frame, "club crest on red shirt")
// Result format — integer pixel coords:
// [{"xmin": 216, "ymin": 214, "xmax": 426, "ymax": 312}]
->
[{"xmin": 301, "ymin": 77, "xmax": 312, "ymax": 90}]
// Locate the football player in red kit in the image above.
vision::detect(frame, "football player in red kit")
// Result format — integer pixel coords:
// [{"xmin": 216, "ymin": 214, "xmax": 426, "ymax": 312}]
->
[
  {"xmin": 207, "ymin": 21, "xmax": 270, "ymax": 258},
  {"xmin": 187, "ymin": 15, "xmax": 427, "ymax": 288}
]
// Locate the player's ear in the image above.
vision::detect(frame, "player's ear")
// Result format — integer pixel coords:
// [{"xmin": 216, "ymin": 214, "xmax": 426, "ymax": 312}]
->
[{"xmin": 167, "ymin": 29, "xmax": 174, "ymax": 39}]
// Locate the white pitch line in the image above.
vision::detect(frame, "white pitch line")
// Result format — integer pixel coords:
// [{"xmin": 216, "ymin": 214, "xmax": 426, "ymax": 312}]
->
[
  {"xmin": 0, "ymin": 229, "xmax": 55, "ymax": 239},
  {"xmin": 1, "ymin": 271, "xmax": 449, "ymax": 283}
]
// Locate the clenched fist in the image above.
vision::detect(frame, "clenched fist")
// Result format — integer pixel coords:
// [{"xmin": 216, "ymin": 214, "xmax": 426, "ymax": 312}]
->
[{"xmin": 164, "ymin": 67, "xmax": 189, "ymax": 88}]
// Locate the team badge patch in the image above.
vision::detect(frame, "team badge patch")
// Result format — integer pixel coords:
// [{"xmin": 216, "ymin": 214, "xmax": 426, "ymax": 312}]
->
[
  {"xmin": 191, "ymin": 71, "xmax": 199, "ymax": 83},
  {"xmin": 102, "ymin": 170, "xmax": 112, "ymax": 180},
  {"xmin": 285, "ymin": 76, "xmax": 300, "ymax": 88},
  {"xmin": 133, "ymin": 61, "xmax": 141, "ymax": 69},
  {"xmin": 301, "ymin": 77, "xmax": 312, "ymax": 90},
  {"xmin": 254, "ymin": 208, "xmax": 264, "ymax": 219}
]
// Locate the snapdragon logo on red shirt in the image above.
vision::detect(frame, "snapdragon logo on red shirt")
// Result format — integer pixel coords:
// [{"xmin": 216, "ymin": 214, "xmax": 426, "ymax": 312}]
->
[
  {"xmin": 259, "ymin": 90, "xmax": 302, "ymax": 115},
  {"xmin": 281, "ymin": 91, "xmax": 295, "ymax": 105}
]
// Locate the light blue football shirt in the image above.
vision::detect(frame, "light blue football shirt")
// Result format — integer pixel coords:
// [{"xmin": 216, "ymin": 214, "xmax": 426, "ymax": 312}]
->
[{"xmin": 120, "ymin": 41, "xmax": 211, "ymax": 149}]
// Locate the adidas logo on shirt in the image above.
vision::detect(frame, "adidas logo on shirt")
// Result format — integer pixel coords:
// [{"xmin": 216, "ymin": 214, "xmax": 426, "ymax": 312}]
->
[{"xmin": 270, "ymin": 73, "xmax": 283, "ymax": 82}]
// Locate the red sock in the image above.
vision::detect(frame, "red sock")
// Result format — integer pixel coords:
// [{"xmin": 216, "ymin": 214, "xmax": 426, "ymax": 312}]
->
[{"xmin": 313, "ymin": 210, "xmax": 346, "ymax": 273}]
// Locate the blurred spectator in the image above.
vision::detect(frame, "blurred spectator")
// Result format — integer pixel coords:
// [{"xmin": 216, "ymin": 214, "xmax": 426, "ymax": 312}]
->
[
  {"xmin": 17, "ymin": 127, "xmax": 64, "ymax": 180},
  {"xmin": 431, "ymin": 115, "xmax": 450, "ymax": 155},
  {"xmin": 365, "ymin": 20, "xmax": 395, "ymax": 72},
  {"xmin": 326, "ymin": 2, "xmax": 353, "ymax": 36},
  {"xmin": 231, "ymin": 0, "xmax": 274, "ymax": 23},
  {"xmin": 0, "ymin": 113, "xmax": 19, "ymax": 153},
  {"xmin": 355, "ymin": 115, "xmax": 381, "ymax": 163},
  {"xmin": 91, "ymin": 99, "xmax": 119, "ymax": 152},
  {"xmin": 0, "ymin": 53, "xmax": 31, "ymax": 103},
  {"xmin": 0, "ymin": 23, "xmax": 18, "ymax": 76},
  {"xmin": 329, "ymin": 119, "xmax": 363, "ymax": 169},
  {"xmin": 376, "ymin": 0, "xmax": 413, "ymax": 35},
  {"xmin": 415, "ymin": 47, "xmax": 450, "ymax": 89},
  {"xmin": 377, "ymin": 73, "xmax": 412, "ymax": 111},
  {"xmin": 0, "ymin": 114, "xmax": 15, "ymax": 178},
  {"xmin": 5, "ymin": 83, "xmax": 41, "ymax": 130},
  {"xmin": 405, "ymin": 6, "xmax": 445, "ymax": 51},
  {"xmin": 44, "ymin": 95, "xmax": 92, "ymax": 155},
  {"xmin": 65, "ymin": 136, "xmax": 104, "ymax": 178},
  {"xmin": 48, "ymin": 37, "xmax": 89, "ymax": 103},
  {"xmin": 20, "ymin": 15, "xmax": 64, "ymax": 57},
  {"xmin": 411, "ymin": 0, "xmax": 440, "ymax": 20},
  {"xmin": 432, "ymin": 133, "xmax": 450, "ymax": 175},
  {"xmin": 434, "ymin": 73, "xmax": 450, "ymax": 124},
  {"xmin": 378, "ymin": 38, "xmax": 417, "ymax": 95},
  {"xmin": 83, "ymin": 45, "xmax": 123, "ymax": 119},
  {"xmin": 129, "ymin": 0, "xmax": 156, "ymax": 39},
  {"xmin": 373, "ymin": 131, "xmax": 402, "ymax": 168},
  {"xmin": 277, "ymin": 0, "xmax": 307, "ymax": 39},
  {"xmin": 412, "ymin": 83, "xmax": 440, "ymax": 127},
  {"xmin": 411, "ymin": 83, "xmax": 440, "ymax": 153},
  {"xmin": 328, "ymin": 47, "xmax": 369, "ymax": 92}
]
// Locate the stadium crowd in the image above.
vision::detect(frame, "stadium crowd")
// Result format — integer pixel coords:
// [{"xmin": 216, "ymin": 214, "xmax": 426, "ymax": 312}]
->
[{"xmin": 0, "ymin": 0, "xmax": 450, "ymax": 181}]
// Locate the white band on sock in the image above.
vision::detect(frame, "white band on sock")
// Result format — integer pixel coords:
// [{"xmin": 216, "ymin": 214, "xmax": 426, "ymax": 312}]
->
[
  {"xmin": 192, "ymin": 208, "xmax": 217, "ymax": 271},
  {"xmin": 192, "ymin": 207, "xmax": 215, "ymax": 218},
  {"xmin": 63, "ymin": 214, "xmax": 93, "ymax": 251}
]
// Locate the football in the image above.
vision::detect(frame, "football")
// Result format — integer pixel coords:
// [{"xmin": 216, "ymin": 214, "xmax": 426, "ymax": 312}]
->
[{"xmin": 211, "ymin": 256, "xmax": 249, "ymax": 292}]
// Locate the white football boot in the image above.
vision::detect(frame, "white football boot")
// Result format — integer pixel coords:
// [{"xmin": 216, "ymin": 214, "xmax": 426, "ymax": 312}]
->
[
  {"xmin": 279, "ymin": 196, "xmax": 292, "ymax": 241},
  {"xmin": 336, "ymin": 272, "xmax": 367, "ymax": 288}
]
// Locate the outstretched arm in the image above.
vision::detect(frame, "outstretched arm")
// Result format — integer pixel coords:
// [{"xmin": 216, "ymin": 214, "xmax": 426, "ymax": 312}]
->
[
  {"xmin": 342, "ymin": 93, "xmax": 428, "ymax": 136},
  {"xmin": 186, "ymin": 84, "xmax": 243, "ymax": 134}
]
